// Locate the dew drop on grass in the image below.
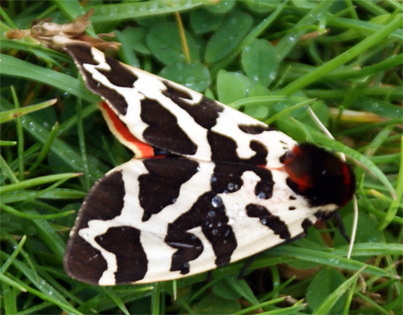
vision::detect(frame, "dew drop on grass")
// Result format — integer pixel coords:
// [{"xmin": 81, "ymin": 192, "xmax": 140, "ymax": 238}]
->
[
  {"xmin": 329, "ymin": 258, "xmax": 339, "ymax": 264},
  {"xmin": 185, "ymin": 76, "xmax": 195, "ymax": 88},
  {"xmin": 109, "ymin": 6, "xmax": 117, "ymax": 15},
  {"xmin": 176, "ymin": 62, "xmax": 183, "ymax": 70},
  {"xmin": 149, "ymin": 2, "xmax": 158, "ymax": 12}
]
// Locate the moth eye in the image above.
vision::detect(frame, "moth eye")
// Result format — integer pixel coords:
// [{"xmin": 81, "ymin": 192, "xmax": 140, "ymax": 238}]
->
[
  {"xmin": 280, "ymin": 150, "xmax": 293, "ymax": 164},
  {"xmin": 285, "ymin": 151, "xmax": 294, "ymax": 160}
]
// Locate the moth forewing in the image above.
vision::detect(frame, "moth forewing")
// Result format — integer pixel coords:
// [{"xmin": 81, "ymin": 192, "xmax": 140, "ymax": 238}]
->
[{"xmin": 65, "ymin": 43, "xmax": 297, "ymax": 166}]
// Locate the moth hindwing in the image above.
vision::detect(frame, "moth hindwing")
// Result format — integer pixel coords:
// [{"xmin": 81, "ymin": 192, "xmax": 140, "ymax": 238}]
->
[{"xmin": 63, "ymin": 43, "xmax": 355, "ymax": 285}]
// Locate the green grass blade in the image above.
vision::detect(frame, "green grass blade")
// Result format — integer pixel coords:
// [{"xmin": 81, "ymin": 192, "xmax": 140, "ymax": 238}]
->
[
  {"xmin": 313, "ymin": 267, "xmax": 366, "ymax": 315},
  {"xmin": 268, "ymin": 246, "xmax": 394, "ymax": 278},
  {"xmin": 0, "ymin": 98, "xmax": 56, "ymax": 124},
  {"xmin": 0, "ymin": 54, "xmax": 97, "ymax": 102},
  {"xmin": 0, "ymin": 203, "xmax": 74, "ymax": 220},
  {"xmin": 0, "ymin": 173, "xmax": 81, "ymax": 194},
  {"xmin": 378, "ymin": 136, "xmax": 403, "ymax": 229},
  {"xmin": 280, "ymin": 16, "xmax": 402, "ymax": 95},
  {"xmin": 90, "ymin": 0, "xmax": 210, "ymax": 23}
]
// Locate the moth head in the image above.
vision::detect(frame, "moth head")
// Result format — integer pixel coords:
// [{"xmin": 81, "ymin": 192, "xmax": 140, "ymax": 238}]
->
[{"xmin": 281, "ymin": 143, "xmax": 355, "ymax": 208}]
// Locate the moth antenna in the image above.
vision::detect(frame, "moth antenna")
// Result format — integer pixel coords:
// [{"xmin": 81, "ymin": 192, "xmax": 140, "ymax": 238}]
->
[
  {"xmin": 348, "ymin": 158, "xmax": 376, "ymax": 177},
  {"xmin": 307, "ymin": 106, "xmax": 337, "ymax": 142},
  {"xmin": 175, "ymin": 12, "xmax": 190, "ymax": 64},
  {"xmin": 237, "ymin": 252, "xmax": 264, "ymax": 280},
  {"xmin": 347, "ymin": 195, "xmax": 359, "ymax": 259},
  {"xmin": 306, "ymin": 105, "xmax": 358, "ymax": 259},
  {"xmin": 264, "ymin": 98, "xmax": 316, "ymax": 125},
  {"xmin": 206, "ymin": 270, "xmax": 212, "ymax": 282},
  {"xmin": 334, "ymin": 212, "xmax": 350, "ymax": 243}
]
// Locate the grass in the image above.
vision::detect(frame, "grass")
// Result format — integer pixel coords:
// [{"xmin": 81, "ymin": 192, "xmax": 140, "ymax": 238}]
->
[{"xmin": 1, "ymin": 1, "xmax": 402, "ymax": 314}]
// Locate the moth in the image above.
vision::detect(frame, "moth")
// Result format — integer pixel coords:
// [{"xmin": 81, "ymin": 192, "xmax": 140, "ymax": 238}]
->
[{"xmin": 63, "ymin": 43, "xmax": 355, "ymax": 285}]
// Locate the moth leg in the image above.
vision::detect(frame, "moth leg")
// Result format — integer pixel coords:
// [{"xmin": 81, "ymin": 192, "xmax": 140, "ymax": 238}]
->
[
  {"xmin": 237, "ymin": 252, "xmax": 265, "ymax": 280},
  {"xmin": 334, "ymin": 212, "xmax": 350, "ymax": 243},
  {"xmin": 206, "ymin": 270, "xmax": 212, "ymax": 282}
]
